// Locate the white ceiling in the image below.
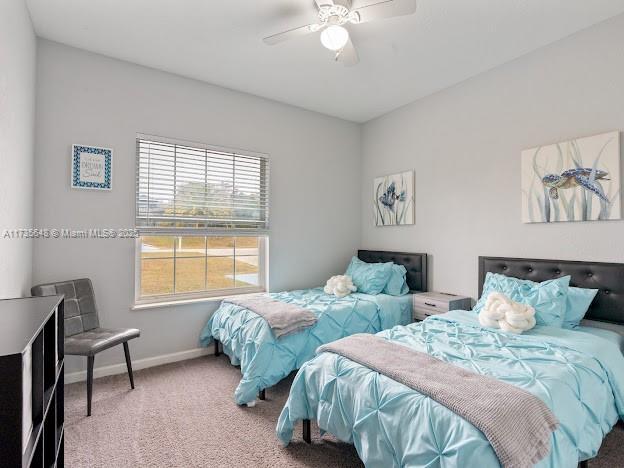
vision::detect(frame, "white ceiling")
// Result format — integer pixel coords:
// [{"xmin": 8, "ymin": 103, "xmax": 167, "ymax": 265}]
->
[{"xmin": 26, "ymin": 0, "xmax": 624, "ymax": 122}]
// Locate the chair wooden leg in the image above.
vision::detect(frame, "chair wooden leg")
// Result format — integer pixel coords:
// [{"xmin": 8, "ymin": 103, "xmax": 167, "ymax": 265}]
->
[
  {"xmin": 214, "ymin": 339, "xmax": 220, "ymax": 357},
  {"xmin": 87, "ymin": 355, "xmax": 94, "ymax": 416},
  {"xmin": 123, "ymin": 342, "xmax": 135, "ymax": 389},
  {"xmin": 302, "ymin": 419, "xmax": 311, "ymax": 444}
]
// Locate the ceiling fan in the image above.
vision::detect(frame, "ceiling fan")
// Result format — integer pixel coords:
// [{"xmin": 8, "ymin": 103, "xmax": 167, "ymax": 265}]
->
[{"xmin": 263, "ymin": 0, "xmax": 417, "ymax": 66}]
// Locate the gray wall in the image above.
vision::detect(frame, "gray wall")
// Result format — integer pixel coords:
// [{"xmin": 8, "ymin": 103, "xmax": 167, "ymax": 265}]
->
[
  {"xmin": 33, "ymin": 14, "xmax": 624, "ymax": 374},
  {"xmin": 34, "ymin": 40, "xmax": 361, "ymax": 373},
  {"xmin": 361, "ymin": 14, "xmax": 624, "ymax": 301},
  {"xmin": 0, "ymin": 0, "xmax": 36, "ymax": 298}
]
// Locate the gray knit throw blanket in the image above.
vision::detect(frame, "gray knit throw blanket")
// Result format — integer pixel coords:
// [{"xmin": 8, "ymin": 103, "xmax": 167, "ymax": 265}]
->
[{"xmin": 318, "ymin": 334, "xmax": 559, "ymax": 468}]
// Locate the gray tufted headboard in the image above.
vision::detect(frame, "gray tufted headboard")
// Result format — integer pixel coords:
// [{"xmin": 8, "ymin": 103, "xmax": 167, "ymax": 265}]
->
[
  {"xmin": 478, "ymin": 256, "xmax": 624, "ymax": 325},
  {"xmin": 358, "ymin": 250, "xmax": 428, "ymax": 293}
]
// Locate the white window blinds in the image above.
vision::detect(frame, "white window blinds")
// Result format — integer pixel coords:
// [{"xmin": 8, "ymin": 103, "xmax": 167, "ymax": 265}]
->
[{"xmin": 136, "ymin": 135, "xmax": 269, "ymax": 233}]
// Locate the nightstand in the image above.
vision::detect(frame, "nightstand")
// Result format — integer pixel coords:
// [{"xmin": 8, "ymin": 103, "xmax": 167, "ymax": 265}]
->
[{"xmin": 413, "ymin": 291, "xmax": 472, "ymax": 322}]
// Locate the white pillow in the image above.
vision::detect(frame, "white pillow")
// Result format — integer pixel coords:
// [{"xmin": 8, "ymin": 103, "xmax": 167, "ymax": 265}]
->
[
  {"xmin": 479, "ymin": 292, "xmax": 536, "ymax": 334},
  {"xmin": 324, "ymin": 275, "xmax": 356, "ymax": 298}
]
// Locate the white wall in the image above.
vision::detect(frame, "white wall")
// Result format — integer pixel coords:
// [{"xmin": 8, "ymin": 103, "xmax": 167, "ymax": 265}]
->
[
  {"xmin": 34, "ymin": 40, "xmax": 361, "ymax": 373},
  {"xmin": 361, "ymin": 14, "xmax": 624, "ymax": 301},
  {"xmin": 0, "ymin": 0, "xmax": 36, "ymax": 298}
]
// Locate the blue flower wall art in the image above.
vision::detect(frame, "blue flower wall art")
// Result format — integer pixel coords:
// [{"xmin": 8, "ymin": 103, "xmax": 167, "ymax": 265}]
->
[
  {"xmin": 521, "ymin": 131, "xmax": 621, "ymax": 223},
  {"xmin": 374, "ymin": 170, "xmax": 414, "ymax": 226}
]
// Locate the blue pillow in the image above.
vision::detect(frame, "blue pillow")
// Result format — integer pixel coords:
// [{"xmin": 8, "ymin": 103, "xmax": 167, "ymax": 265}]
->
[
  {"xmin": 563, "ymin": 287, "xmax": 598, "ymax": 329},
  {"xmin": 383, "ymin": 264, "xmax": 409, "ymax": 296},
  {"xmin": 345, "ymin": 256, "xmax": 393, "ymax": 295},
  {"xmin": 474, "ymin": 272, "xmax": 570, "ymax": 327}
]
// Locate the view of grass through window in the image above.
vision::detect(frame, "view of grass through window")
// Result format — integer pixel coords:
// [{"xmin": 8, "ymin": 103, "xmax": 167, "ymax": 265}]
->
[{"xmin": 140, "ymin": 236, "xmax": 261, "ymax": 297}]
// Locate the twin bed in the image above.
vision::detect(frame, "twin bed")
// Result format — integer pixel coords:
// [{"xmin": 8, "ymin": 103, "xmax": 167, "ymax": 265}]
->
[
  {"xmin": 199, "ymin": 250, "xmax": 427, "ymax": 405},
  {"xmin": 276, "ymin": 256, "xmax": 624, "ymax": 467}
]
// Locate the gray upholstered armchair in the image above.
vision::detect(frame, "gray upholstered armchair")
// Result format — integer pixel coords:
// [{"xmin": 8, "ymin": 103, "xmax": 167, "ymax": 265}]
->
[{"xmin": 31, "ymin": 278, "xmax": 140, "ymax": 416}]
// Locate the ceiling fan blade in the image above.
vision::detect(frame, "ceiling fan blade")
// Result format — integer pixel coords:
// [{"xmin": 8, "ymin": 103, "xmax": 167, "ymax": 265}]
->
[
  {"xmin": 263, "ymin": 24, "xmax": 320, "ymax": 45},
  {"xmin": 336, "ymin": 37, "xmax": 359, "ymax": 66},
  {"xmin": 351, "ymin": 0, "xmax": 417, "ymax": 23}
]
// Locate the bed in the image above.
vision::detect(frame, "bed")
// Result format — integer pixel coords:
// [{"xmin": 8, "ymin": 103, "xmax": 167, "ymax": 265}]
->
[
  {"xmin": 276, "ymin": 256, "xmax": 624, "ymax": 467},
  {"xmin": 199, "ymin": 250, "xmax": 427, "ymax": 405}
]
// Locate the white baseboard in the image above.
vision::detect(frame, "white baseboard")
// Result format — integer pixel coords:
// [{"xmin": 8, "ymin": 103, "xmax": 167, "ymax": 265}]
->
[{"xmin": 64, "ymin": 347, "xmax": 210, "ymax": 384}]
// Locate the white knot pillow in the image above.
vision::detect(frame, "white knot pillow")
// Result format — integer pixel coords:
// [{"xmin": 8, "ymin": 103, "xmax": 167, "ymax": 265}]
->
[
  {"xmin": 478, "ymin": 292, "xmax": 536, "ymax": 334},
  {"xmin": 324, "ymin": 275, "xmax": 357, "ymax": 298}
]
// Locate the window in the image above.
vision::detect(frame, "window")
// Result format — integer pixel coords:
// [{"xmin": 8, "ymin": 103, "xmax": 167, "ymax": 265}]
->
[{"xmin": 135, "ymin": 135, "xmax": 269, "ymax": 305}]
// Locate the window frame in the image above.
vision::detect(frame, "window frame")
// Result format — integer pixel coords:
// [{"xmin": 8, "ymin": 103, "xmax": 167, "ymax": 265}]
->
[
  {"xmin": 134, "ymin": 133, "xmax": 270, "ymax": 307},
  {"xmin": 134, "ymin": 234, "xmax": 268, "ymax": 306}
]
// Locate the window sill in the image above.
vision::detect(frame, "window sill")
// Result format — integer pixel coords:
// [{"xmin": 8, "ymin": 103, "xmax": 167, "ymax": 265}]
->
[
  {"xmin": 131, "ymin": 290, "xmax": 265, "ymax": 311},
  {"xmin": 131, "ymin": 297, "xmax": 219, "ymax": 311}
]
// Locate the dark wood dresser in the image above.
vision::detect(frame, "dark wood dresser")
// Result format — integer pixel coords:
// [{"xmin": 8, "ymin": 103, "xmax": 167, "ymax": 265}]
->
[{"xmin": 0, "ymin": 296, "xmax": 64, "ymax": 467}]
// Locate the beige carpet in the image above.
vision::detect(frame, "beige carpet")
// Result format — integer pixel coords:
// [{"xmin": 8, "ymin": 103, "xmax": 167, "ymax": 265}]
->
[{"xmin": 65, "ymin": 355, "xmax": 624, "ymax": 467}]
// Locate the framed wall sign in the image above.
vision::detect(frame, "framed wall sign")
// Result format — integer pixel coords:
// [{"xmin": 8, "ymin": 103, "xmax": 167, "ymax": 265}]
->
[{"xmin": 71, "ymin": 144, "xmax": 113, "ymax": 190}]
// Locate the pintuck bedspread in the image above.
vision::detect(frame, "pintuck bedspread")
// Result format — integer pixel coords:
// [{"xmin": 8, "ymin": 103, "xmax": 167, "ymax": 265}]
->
[
  {"xmin": 276, "ymin": 310, "xmax": 624, "ymax": 468},
  {"xmin": 199, "ymin": 288, "xmax": 412, "ymax": 405}
]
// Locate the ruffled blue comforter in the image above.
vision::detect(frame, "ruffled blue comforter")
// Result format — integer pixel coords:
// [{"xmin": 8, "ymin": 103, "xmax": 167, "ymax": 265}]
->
[
  {"xmin": 199, "ymin": 288, "xmax": 412, "ymax": 404},
  {"xmin": 277, "ymin": 311, "xmax": 624, "ymax": 467}
]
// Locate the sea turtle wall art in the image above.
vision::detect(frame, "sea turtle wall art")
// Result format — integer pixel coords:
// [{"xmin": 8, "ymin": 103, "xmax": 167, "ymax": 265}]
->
[
  {"xmin": 374, "ymin": 170, "xmax": 414, "ymax": 226},
  {"xmin": 521, "ymin": 131, "xmax": 621, "ymax": 223}
]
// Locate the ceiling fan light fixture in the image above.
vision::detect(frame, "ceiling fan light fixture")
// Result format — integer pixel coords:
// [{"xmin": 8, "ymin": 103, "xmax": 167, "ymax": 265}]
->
[{"xmin": 320, "ymin": 25, "xmax": 349, "ymax": 51}]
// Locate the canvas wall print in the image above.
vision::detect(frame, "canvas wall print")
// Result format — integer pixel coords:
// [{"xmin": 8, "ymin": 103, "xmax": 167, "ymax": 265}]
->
[
  {"xmin": 374, "ymin": 170, "xmax": 414, "ymax": 226},
  {"xmin": 71, "ymin": 144, "xmax": 113, "ymax": 190},
  {"xmin": 521, "ymin": 131, "xmax": 621, "ymax": 223}
]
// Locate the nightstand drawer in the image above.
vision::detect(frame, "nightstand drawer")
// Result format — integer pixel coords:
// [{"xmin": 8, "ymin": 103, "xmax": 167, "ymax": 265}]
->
[
  {"xmin": 413, "ymin": 296, "xmax": 449, "ymax": 312},
  {"xmin": 414, "ymin": 292, "xmax": 471, "ymax": 310},
  {"xmin": 413, "ymin": 291, "xmax": 472, "ymax": 322},
  {"xmin": 413, "ymin": 306, "xmax": 446, "ymax": 321}
]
